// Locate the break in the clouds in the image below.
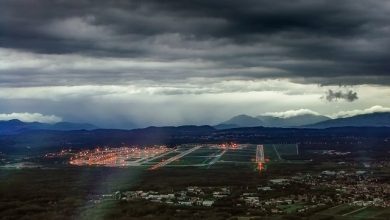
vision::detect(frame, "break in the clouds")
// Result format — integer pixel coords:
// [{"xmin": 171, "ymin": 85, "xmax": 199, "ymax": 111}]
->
[
  {"xmin": 0, "ymin": 113, "xmax": 62, "ymax": 123},
  {"xmin": 1, "ymin": 0, "xmax": 390, "ymax": 127}
]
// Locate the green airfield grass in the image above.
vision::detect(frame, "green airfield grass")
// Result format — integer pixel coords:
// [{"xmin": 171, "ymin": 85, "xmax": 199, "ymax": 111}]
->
[
  {"xmin": 168, "ymin": 156, "xmax": 210, "ymax": 166},
  {"xmin": 273, "ymin": 144, "xmax": 298, "ymax": 156},
  {"xmin": 165, "ymin": 147, "xmax": 222, "ymax": 166},
  {"xmin": 278, "ymin": 203, "xmax": 305, "ymax": 214},
  {"xmin": 164, "ymin": 146, "xmax": 257, "ymax": 166},
  {"xmin": 149, "ymin": 144, "xmax": 307, "ymax": 168},
  {"xmin": 348, "ymin": 206, "xmax": 390, "ymax": 219},
  {"xmin": 143, "ymin": 151, "xmax": 181, "ymax": 164},
  {"xmin": 262, "ymin": 144, "xmax": 301, "ymax": 162},
  {"xmin": 177, "ymin": 145, "xmax": 198, "ymax": 151},
  {"xmin": 263, "ymin": 145, "xmax": 280, "ymax": 161},
  {"xmin": 316, "ymin": 204, "xmax": 390, "ymax": 219},
  {"xmin": 213, "ymin": 147, "xmax": 256, "ymax": 168},
  {"xmin": 376, "ymin": 211, "xmax": 390, "ymax": 219},
  {"xmin": 164, "ymin": 144, "xmax": 304, "ymax": 168},
  {"xmin": 185, "ymin": 148, "xmax": 222, "ymax": 157},
  {"xmin": 161, "ymin": 146, "xmax": 259, "ymax": 167},
  {"xmin": 219, "ymin": 153, "xmax": 255, "ymax": 162},
  {"xmin": 317, "ymin": 204, "xmax": 356, "ymax": 215},
  {"xmin": 210, "ymin": 162, "xmax": 255, "ymax": 169}
]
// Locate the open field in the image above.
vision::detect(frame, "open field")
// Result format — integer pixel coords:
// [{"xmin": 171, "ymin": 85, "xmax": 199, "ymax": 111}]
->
[
  {"xmin": 143, "ymin": 144, "xmax": 306, "ymax": 169},
  {"xmin": 262, "ymin": 144, "xmax": 299, "ymax": 160},
  {"xmin": 162, "ymin": 146, "xmax": 224, "ymax": 166},
  {"xmin": 142, "ymin": 151, "xmax": 181, "ymax": 165},
  {"xmin": 315, "ymin": 204, "xmax": 390, "ymax": 220},
  {"xmin": 168, "ymin": 156, "xmax": 210, "ymax": 165},
  {"xmin": 0, "ymin": 144, "xmax": 309, "ymax": 172},
  {"xmin": 184, "ymin": 147, "xmax": 222, "ymax": 157},
  {"xmin": 263, "ymin": 144, "xmax": 280, "ymax": 161},
  {"xmin": 273, "ymin": 144, "xmax": 299, "ymax": 157},
  {"xmin": 147, "ymin": 144, "xmax": 303, "ymax": 170},
  {"xmin": 164, "ymin": 145, "xmax": 259, "ymax": 167}
]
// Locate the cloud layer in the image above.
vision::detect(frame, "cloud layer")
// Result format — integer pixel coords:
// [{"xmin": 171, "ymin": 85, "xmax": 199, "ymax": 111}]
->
[
  {"xmin": 0, "ymin": 113, "xmax": 62, "ymax": 123},
  {"xmin": 1, "ymin": 0, "xmax": 390, "ymax": 86},
  {"xmin": 323, "ymin": 89, "xmax": 359, "ymax": 102},
  {"xmin": 332, "ymin": 105, "xmax": 390, "ymax": 118},
  {"xmin": 1, "ymin": 105, "xmax": 390, "ymax": 127},
  {"xmin": 261, "ymin": 109, "xmax": 321, "ymax": 118},
  {"xmin": 1, "ymin": 1, "xmax": 390, "ymax": 127}
]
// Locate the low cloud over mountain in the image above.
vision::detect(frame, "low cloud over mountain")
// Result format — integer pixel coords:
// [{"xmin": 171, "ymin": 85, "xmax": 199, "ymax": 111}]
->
[
  {"xmin": 1, "ymin": 1, "xmax": 390, "ymax": 126},
  {"xmin": 0, "ymin": 112, "xmax": 62, "ymax": 123},
  {"xmin": 217, "ymin": 106, "xmax": 390, "ymax": 129}
]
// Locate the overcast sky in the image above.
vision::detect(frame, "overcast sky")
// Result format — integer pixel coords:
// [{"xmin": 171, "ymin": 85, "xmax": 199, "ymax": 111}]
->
[{"xmin": 1, "ymin": 0, "xmax": 390, "ymax": 128}]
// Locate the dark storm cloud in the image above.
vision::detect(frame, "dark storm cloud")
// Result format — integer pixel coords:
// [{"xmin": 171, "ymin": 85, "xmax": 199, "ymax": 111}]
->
[
  {"xmin": 1, "ymin": 0, "xmax": 390, "ymax": 86},
  {"xmin": 323, "ymin": 89, "xmax": 358, "ymax": 102}
]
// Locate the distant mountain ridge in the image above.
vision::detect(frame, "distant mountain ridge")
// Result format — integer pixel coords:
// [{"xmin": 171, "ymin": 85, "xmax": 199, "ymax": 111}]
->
[
  {"xmin": 257, "ymin": 114, "xmax": 330, "ymax": 127},
  {"xmin": 2, "ymin": 111, "xmax": 390, "ymax": 135},
  {"xmin": 2, "ymin": 125, "xmax": 390, "ymax": 153},
  {"xmin": 216, "ymin": 112, "xmax": 390, "ymax": 129},
  {"xmin": 305, "ymin": 112, "xmax": 390, "ymax": 128},
  {"xmin": 216, "ymin": 113, "xmax": 330, "ymax": 129},
  {"xmin": 0, "ymin": 119, "xmax": 98, "ymax": 135},
  {"xmin": 217, "ymin": 115, "xmax": 264, "ymax": 129}
]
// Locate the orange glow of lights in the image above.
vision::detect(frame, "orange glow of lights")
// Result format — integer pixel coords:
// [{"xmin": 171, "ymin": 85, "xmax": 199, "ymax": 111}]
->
[
  {"xmin": 257, "ymin": 162, "xmax": 264, "ymax": 171},
  {"xmin": 69, "ymin": 146, "xmax": 168, "ymax": 167}
]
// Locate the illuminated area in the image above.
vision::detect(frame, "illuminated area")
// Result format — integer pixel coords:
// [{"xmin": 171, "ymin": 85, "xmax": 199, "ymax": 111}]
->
[
  {"xmin": 148, "ymin": 145, "xmax": 202, "ymax": 170},
  {"xmin": 149, "ymin": 143, "xmax": 255, "ymax": 170},
  {"xmin": 256, "ymin": 145, "xmax": 266, "ymax": 172},
  {"xmin": 44, "ymin": 149, "xmax": 73, "ymax": 158},
  {"xmin": 219, "ymin": 143, "xmax": 239, "ymax": 150},
  {"xmin": 67, "ymin": 143, "xmax": 289, "ymax": 169},
  {"xmin": 69, "ymin": 146, "xmax": 169, "ymax": 167}
]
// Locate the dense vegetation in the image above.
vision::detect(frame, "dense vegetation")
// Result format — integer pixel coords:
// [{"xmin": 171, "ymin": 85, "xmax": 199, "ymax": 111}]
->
[{"xmin": 0, "ymin": 167, "xmax": 143, "ymax": 220}]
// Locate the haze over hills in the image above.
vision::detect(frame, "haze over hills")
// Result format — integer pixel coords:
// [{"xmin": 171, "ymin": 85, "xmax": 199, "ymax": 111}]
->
[
  {"xmin": 216, "ymin": 113, "xmax": 331, "ymax": 129},
  {"xmin": 216, "ymin": 115, "xmax": 264, "ymax": 129},
  {"xmin": 1, "ymin": 113, "xmax": 390, "ymax": 152},
  {"xmin": 1, "ymin": 111, "xmax": 390, "ymax": 135},
  {"xmin": 305, "ymin": 112, "xmax": 390, "ymax": 128},
  {"xmin": 1, "ymin": 124, "xmax": 389, "ymax": 153},
  {"xmin": 257, "ymin": 114, "xmax": 331, "ymax": 127},
  {"xmin": 216, "ymin": 112, "xmax": 390, "ymax": 129},
  {"xmin": 0, "ymin": 119, "xmax": 98, "ymax": 135}
]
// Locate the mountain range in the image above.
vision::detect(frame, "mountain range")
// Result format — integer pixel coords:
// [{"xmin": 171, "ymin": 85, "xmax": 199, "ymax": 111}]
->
[
  {"xmin": 0, "ymin": 119, "xmax": 98, "ymax": 135},
  {"xmin": 306, "ymin": 112, "xmax": 390, "ymax": 128},
  {"xmin": 216, "ymin": 112, "xmax": 390, "ymax": 129},
  {"xmin": 215, "ymin": 113, "xmax": 330, "ymax": 129},
  {"xmin": 1, "ymin": 112, "xmax": 390, "ymax": 135}
]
